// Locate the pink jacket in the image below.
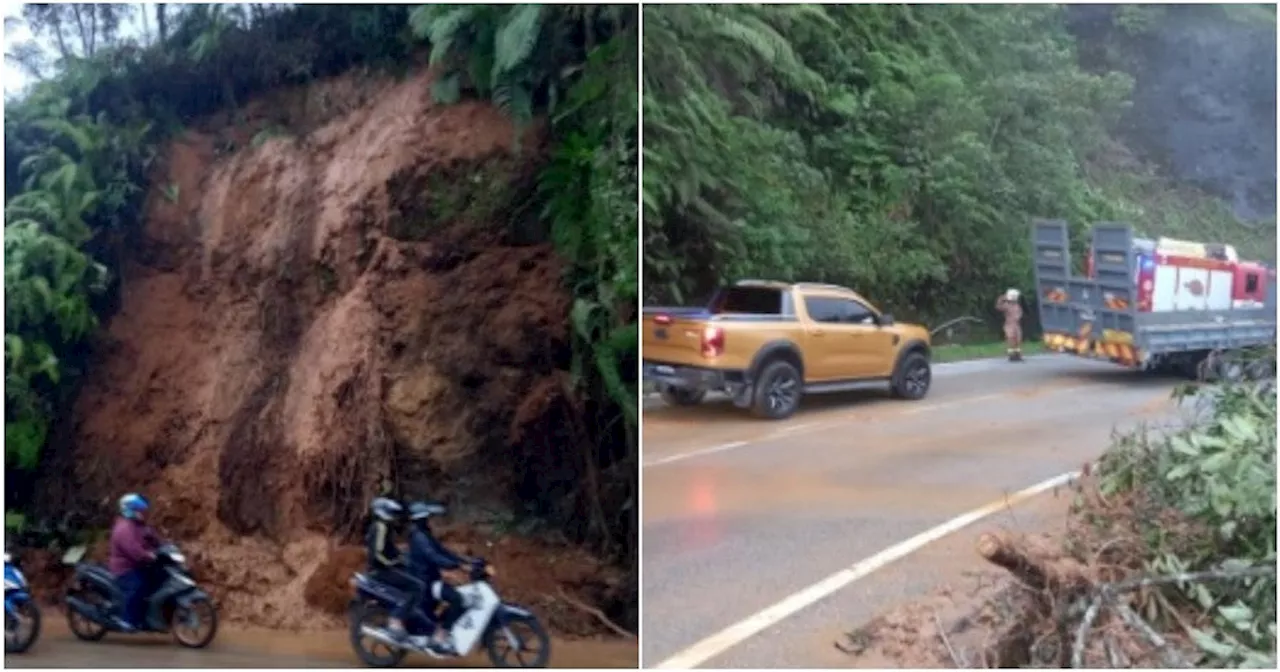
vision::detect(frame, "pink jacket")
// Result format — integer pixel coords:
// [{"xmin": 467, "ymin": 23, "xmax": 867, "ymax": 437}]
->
[{"xmin": 107, "ymin": 517, "xmax": 159, "ymax": 576}]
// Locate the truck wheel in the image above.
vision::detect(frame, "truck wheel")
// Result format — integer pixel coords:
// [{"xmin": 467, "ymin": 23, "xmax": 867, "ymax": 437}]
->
[
  {"xmin": 891, "ymin": 351, "xmax": 932, "ymax": 400},
  {"xmin": 1217, "ymin": 358, "xmax": 1246, "ymax": 384},
  {"xmin": 1245, "ymin": 358, "xmax": 1275, "ymax": 381},
  {"xmin": 751, "ymin": 360, "xmax": 802, "ymax": 420},
  {"xmin": 658, "ymin": 385, "xmax": 707, "ymax": 407}
]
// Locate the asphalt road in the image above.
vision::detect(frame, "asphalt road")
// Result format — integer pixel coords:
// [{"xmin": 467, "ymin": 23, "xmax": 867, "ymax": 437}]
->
[
  {"xmin": 641, "ymin": 355, "xmax": 1192, "ymax": 668},
  {"xmin": 5, "ymin": 617, "xmax": 638, "ymax": 668}
]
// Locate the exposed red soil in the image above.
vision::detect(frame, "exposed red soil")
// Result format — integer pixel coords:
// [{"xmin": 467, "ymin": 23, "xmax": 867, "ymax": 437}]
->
[{"xmin": 32, "ymin": 67, "xmax": 627, "ymax": 635}]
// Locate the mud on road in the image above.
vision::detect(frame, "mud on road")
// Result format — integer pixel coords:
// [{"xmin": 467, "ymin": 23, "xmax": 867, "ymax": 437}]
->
[
  {"xmin": 641, "ymin": 356, "xmax": 1190, "ymax": 668},
  {"xmin": 4, "ymin": 612, "xmax": 638, "ymax": 669}
]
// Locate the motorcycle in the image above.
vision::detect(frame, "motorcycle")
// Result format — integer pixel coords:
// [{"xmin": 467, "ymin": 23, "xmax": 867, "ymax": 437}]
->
[
  {"xmin": 64, "ymin": 542, "xmax": 218, "ymax": 648},
  {"xmin": 4, "ymin": 552, "xmax": 41, "ymax": 653},
  {"xmin": 348, "ymin": 558, "xmax": 551, "ymax": 668}
]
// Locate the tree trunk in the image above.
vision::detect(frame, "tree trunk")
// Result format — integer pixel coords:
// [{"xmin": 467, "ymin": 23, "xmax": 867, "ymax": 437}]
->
[
  {"xmin": 70, "ymin": 5, "xmax": 90, "ymax": 58},
  {"xmin": 157, "ymin": 3, "xmax": 168, "ymax": 45}
]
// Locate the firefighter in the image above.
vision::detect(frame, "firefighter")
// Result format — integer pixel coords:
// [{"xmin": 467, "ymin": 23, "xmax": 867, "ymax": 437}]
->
[{"xmin": 996, "ymin": 288, "xmax": 1024, "ymax": 362}]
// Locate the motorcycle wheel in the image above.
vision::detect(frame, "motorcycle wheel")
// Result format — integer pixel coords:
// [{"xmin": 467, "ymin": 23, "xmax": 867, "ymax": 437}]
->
[
  {"xmin": 349, "ymin": 601, "xmax": 408, "ymax": 668},
  {"xmin": 484, "ymin": 613, "xmax": 551, "ymax": 668},
  {"xmin": 171, "ymin": 596, "xmax": 219, "ymax": 649},
  {"xmin": 5, "ymin": 601, "xmax": 41, "ymax": 653},
  {"xmin": 66, "ymin": 588, "xmax": 109, "ymax": 642}
]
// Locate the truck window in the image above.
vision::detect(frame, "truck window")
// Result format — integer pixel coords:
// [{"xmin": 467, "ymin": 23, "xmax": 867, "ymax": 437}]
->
[
  {"xmin": 804, "ymin": 297, "xmax": 874, "ymax": 324},
  {"xmin": 711, "ymin": 286, "xmax": 783, "ymax": 315},
  {"xmin": 1246, "ymin": 273, "xmax": 1259, "ymax": 294}
]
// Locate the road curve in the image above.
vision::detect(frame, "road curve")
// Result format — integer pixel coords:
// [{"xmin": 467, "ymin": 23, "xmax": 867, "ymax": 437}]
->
[
  {"xmin": 5, "ymin": 615, "xmax": 637, "ymax": 668},
  {"xmin": 641, "ymin": 356, "xmax": 1188, "ymax": 668}
]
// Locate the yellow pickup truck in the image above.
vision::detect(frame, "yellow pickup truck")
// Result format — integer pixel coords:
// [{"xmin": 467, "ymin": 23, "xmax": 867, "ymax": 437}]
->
[{"xmin": 642, "ymin": 281, "xmax": 933, "ymax": 419}]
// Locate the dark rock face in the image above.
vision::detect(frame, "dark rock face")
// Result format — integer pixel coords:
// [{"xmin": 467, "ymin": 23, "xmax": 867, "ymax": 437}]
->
[{"xmin": 1070, "ymin": 5, "xmax": 1277, "ymax": 221}]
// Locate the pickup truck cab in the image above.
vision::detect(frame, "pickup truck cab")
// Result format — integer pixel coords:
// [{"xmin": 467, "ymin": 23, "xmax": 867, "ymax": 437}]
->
[{"xmin": 642, "ymin": 281, "xmax": 933, "ymax": 419}]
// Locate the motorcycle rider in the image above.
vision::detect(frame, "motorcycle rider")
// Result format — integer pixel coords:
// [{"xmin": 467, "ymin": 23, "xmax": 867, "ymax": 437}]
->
[
  {"xmin": 407, "ymin": 500, "xmax": 471, "ymax": 654},
  {"xmin": 108, "ymin": 493, "xmax": 160, "ymax": 631},
  {"xmin": 364, "ymin": 497, "xmax": 423, "ymax": 643}
]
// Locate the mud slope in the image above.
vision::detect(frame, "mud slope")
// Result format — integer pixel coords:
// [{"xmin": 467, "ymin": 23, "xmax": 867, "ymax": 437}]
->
[{"xmin": 36, "ymin": 69, "xmax": 622, "ymax": 633}]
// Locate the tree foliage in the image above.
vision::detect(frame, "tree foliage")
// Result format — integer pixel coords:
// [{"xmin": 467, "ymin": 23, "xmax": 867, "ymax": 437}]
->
[
  {"xmin": 1093, "ymin": 357, "xmax": 1277, "ymax": 667},
  {"xmin": 642, "ymin": 4, "xmax": 1272, "ymax": 327}
]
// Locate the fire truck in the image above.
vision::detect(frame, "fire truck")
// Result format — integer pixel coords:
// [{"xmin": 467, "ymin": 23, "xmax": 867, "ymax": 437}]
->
[{"xmin": 1031, "ymin": 219, "xmax": 1276, "ymax": 380}]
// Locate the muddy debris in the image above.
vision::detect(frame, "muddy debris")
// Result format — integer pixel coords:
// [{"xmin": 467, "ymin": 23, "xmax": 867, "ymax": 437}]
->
[
  {"xmin": 29, "ymin": 65, "xmax": 627, "ymax": 636},
  {"xmin": 835, "ymin": 475, "xmax": 1230, "ymax": 668}
]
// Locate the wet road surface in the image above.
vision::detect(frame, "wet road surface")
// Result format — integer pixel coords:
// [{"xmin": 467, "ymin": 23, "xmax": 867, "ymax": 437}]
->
[
  {"xmin": 642, "ymin": 356, "xmax": 1190, "ymax": 668},
  {"xmin": 5, "ymin": 616, "xmax": 638, "ymax": 668}
]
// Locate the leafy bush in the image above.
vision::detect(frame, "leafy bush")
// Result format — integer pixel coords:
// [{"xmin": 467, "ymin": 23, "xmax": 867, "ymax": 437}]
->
[{"xmin": 1092, "ymin": 363, "xmax": 1277, "ymax": 667}]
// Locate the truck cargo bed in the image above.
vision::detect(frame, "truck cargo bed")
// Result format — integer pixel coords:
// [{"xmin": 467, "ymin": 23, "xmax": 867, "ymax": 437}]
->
[{"xmin": 1031, "ymin": 220, "xmax": 1277, "ymax": 366}]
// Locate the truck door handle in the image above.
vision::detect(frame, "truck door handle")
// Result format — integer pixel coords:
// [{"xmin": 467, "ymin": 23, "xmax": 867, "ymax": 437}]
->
[{"xmin": 811, "ymin": 329, "xmax": 825, "ymax": 336}]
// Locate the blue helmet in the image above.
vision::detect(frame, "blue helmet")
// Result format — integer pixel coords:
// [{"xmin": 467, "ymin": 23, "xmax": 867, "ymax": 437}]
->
[{"xmin": 119, "ymin": 493, "xmax": 150, "ymax": 520}]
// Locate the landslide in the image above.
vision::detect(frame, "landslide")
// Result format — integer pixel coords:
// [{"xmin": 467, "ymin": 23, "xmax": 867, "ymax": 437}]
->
[{"xmin": 31, "ymin": 67, "xmax": 628, "ymax": 635}]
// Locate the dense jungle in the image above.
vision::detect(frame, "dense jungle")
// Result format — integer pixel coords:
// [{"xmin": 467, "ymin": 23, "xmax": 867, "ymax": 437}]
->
[{"xmin": 642, "ymin": 3, "xmax": 1276, "ymax": 338}]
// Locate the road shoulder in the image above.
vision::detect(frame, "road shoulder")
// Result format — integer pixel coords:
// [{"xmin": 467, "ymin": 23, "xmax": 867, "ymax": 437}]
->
[{"xmin": 706, "ymin": 482, "xmax": 1077, "ymax": 669}]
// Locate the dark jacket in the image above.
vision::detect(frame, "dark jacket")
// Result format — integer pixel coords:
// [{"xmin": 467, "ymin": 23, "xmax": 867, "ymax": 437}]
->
[
  {"xmin": 407, "ymin": 525, "xmax": 465, "ymax": 584},
  {"xmin": 365, "ymin": 520, "xmax": 404, "ymax": 570},
  {"xmin": 108, "ymin": 517, "xmax": 159, "ymax": 576}
]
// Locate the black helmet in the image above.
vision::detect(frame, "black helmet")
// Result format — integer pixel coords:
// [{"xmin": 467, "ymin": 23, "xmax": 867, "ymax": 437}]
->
[
  {"xmin": 371, "ymin": 497, "xmax": 404, "ymax": 523},
  {"xmin": 408, "ymin": 500, "xmax": 447, "ymax": 523}
]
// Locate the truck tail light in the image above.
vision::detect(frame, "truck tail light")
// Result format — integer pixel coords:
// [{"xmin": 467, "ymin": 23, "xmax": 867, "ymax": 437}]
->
[
  {"xmin": 701, "ymin": 326, "xmax": 725, "ymax": 358},
  {"xmin": 654, "ymin": 314, "xmax": 672, "ymax": 325}
]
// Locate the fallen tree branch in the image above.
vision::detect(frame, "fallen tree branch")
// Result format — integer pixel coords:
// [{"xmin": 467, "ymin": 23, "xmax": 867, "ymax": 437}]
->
[
  {"xmin": 976, "ymin": 532, "xmax": 1092, "ymax": 594},
  {"xmin": 929, "ymin": 315, "xmax": 984, "ymax": 339},
  {"xmin": 556, "ymin": 588, "xmax": 636, "ymax": 639},
  {"xmin": 1112, "ymin": 601, "xmax": 1189, "ymax": 668},
  {"xmin": 981, "ymin": 533, "xmax": 1274, "ymax": 668},
  {"xmin": 1071, "ymin": 594, "xmax": 1106, "ymax": 668},
  {"xmin": 1107, "ymin": 565, "xmax": 1276, "ymax": 594}
]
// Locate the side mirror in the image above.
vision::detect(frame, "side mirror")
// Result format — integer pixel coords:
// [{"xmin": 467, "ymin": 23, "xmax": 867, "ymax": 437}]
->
[{"xmin": 880, "ymin": 313, "xmax": 895, "ymax": 326}]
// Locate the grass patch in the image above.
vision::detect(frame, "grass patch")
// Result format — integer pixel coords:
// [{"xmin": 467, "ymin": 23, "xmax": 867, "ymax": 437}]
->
[{"xmin": 932, "ymin": 341, "xmax": 1045, "ymax": 363}]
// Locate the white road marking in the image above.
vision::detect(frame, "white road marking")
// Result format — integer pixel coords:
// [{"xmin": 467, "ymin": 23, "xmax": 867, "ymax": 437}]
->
[
  {"xmin": 899, "ymin": 392, "xmax": 1007, "ymax": 414},
  {"xmin": 643, "ymin": 441, "xmax": 748, "ymax": 468},
  {"xmin": 651, "ymin": 469, "xmax": 1081, "ymax": 669}
]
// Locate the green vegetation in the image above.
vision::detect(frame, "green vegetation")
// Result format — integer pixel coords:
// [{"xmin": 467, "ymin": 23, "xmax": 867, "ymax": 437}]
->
[
  {"xmin": 4, "ymin": 4, "xmax": 637, "ymax": 569},
  {"xmin": 642, "ymin": 4, "xmax": 1275, "ymax": 336},
  {"xmin": 1073, "ymin": 361, "xmax": 1276, "ymax": 666},
  {"xmin": 931, "ymin": 341, "xmax": 1046, "ymax": 364}
]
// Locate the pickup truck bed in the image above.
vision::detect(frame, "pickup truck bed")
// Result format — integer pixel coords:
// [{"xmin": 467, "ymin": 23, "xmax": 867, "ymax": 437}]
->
[{"xmin": 642, "ymin": 282, "xmax": 934, "ymax": 419}]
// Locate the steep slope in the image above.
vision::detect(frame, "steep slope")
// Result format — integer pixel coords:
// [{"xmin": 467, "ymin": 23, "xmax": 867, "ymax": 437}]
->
[
  {"xmin": 1069, "ymin": 4, "xmax": 1277, "ymax": 224},
  {"xmin": 32, "ymin": 68, "xmax": 625, "ymax": 633}
]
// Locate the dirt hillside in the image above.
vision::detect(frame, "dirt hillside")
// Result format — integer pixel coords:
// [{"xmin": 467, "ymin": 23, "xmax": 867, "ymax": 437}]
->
[{"xmin": 33, "ymin": 68, "xmax": 628, "ymax": 635}]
